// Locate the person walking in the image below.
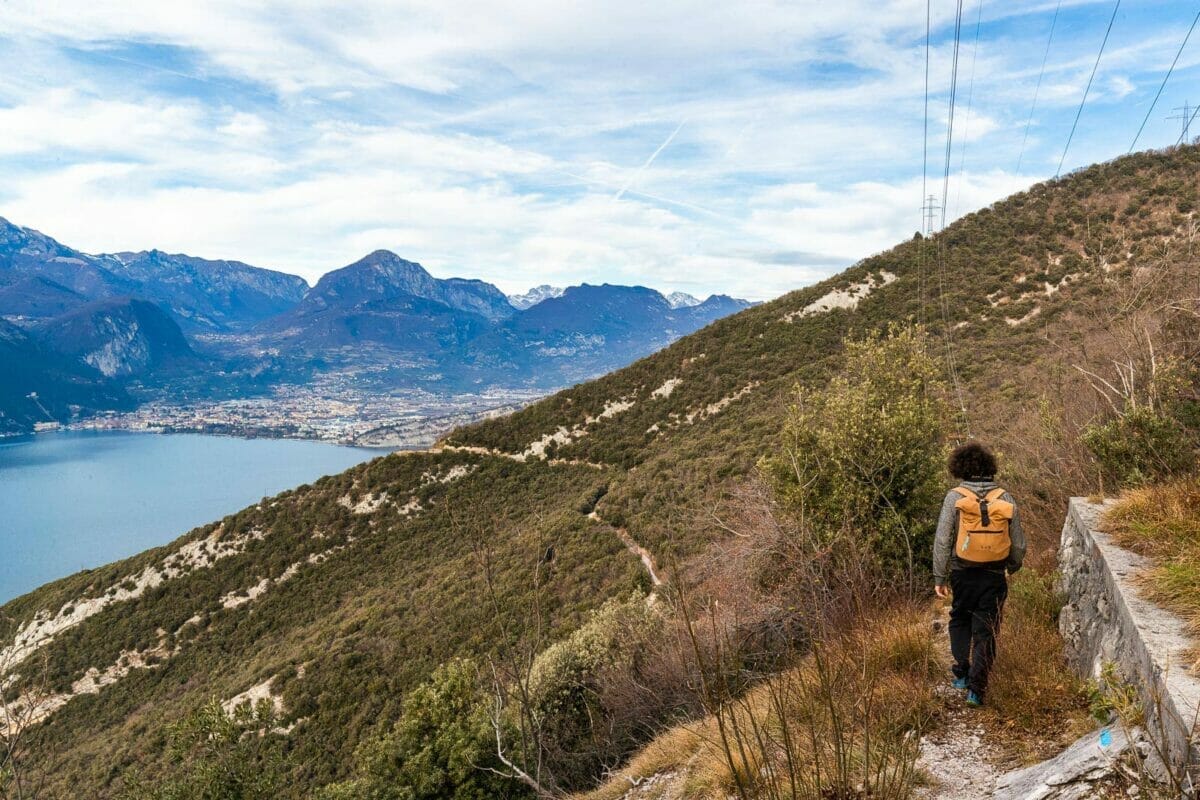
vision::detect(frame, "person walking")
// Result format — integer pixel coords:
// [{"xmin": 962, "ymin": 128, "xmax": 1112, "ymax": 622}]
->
[{"xmin": 933, "ymin": 442, "xmax": 1026, "ymax": 707}]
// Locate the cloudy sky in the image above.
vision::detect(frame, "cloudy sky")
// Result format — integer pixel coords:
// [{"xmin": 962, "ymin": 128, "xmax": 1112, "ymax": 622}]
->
[{"xmin": 0, "ymin": 1, "xmax": 1197, "ymax": 300}]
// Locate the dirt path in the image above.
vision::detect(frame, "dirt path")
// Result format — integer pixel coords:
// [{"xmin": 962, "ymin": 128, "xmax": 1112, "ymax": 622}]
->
[
  {"xmin": 913, "ymin": 615, "xmax": 1003, "ymax": 799},
  {"xmin": 613, "ymin": 527, "xmax": 663, "ymax": 587},
  {"xmin": 587, "ymin": 511, "xmax": 663, "ymax": 588},
  {"xmin": 914, "ymin": 683, "xmax": 1002, "ymax": 799}
]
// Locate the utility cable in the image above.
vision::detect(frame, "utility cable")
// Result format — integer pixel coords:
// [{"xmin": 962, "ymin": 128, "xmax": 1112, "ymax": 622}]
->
[
  {"xmin": 1057, "ymin": 0, "xmax": 1122, "ymax": 177},
  {"xmin": 1017, "ymin": 0, "xmax": 1062, "ymax": 173},
  {"xmin": 1130, "ymin": 8, "xmax": 1200, "ymax": 153}
]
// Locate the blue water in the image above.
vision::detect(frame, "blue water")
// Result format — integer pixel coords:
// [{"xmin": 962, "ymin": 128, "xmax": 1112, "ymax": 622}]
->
[{"xmin": 0, "ymin": 430, "xmax": 382, "ymax": 603}]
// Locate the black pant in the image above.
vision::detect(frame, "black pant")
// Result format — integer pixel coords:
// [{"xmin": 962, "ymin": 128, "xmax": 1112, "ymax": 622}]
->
[{"xmin": 949, "ymin": 568, "xmax": 1007, "ymax": 697}]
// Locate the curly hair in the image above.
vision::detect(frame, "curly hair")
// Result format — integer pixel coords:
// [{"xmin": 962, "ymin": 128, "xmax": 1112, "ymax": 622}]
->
[{"xmin": 948, "ymin": 442, "xmax": 997, "ymax": 480}]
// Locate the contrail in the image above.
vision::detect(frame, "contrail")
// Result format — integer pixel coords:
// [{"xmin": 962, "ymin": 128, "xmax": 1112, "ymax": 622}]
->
[
  {"xmin": 614, "ymin": 119, "xmax": 686, "ymax": 200},
  {"xmin": 559, "ymin": 168, "xmax": 728, "ymax": 220}
]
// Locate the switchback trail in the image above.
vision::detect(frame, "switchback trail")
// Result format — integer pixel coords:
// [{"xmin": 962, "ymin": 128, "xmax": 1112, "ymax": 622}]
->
[{"xmin": 587, "ymin": 510, "xmax": 663, "ymax": 589}]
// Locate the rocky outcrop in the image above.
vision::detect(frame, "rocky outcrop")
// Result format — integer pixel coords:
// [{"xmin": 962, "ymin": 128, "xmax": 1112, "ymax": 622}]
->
[
  {"xmin": 1058, "ymin": 497, "xmax": 1200, "ymax": 796},
  {"xmin": 992, "ymin": 725, "xmax": 1132, "ymax": 800}
]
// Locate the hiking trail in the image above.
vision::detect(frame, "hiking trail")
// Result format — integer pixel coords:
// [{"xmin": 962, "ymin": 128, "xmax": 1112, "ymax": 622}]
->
[
  {"xmin": 587, "ymin": 510, "xmax": 663, "ymax": 588},
  {"xmin": 914, "ymin": 613, "xmax": 1003, "ymax": 799},
  {"xmin": 914, "ymin": 685, "xmax": 1002, "ymax": 799}
]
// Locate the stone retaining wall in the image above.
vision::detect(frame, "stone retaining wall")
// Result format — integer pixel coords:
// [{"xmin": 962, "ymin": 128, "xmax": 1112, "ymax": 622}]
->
[{"xmin": 1058, "ymin": 497, "xmax": 1200, "ymax": 795}]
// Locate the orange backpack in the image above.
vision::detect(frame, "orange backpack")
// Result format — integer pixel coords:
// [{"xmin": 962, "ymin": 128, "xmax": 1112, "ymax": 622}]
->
[{"xmin": 953, "ymin": 487, "xmax": 1013, "ymax": 564}]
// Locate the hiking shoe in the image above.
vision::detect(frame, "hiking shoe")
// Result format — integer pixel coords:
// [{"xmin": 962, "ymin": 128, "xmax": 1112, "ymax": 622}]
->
[
  {"xmin": 965, "ymin": 691, "xmax": 983, "ymax": 707},
  {"xmin": 951, "ymin": 677, "xmax": 969, "ymax": 690}
]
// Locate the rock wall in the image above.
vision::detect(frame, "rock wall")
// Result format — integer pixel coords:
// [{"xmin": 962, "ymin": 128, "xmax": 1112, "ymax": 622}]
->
[{"xmin": 1058, "ymin": 497, "xmax": 1200, "ymax": 795}]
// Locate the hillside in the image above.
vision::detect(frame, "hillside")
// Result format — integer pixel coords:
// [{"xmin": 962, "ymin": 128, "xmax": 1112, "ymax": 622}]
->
[
  {"xmin": 3, "ymin": 145, "xmax": 1199, "ymax": 797},
  {"xmin": 0, "ymin": 319, "xmax": 132, "ymax": 435},
  {"xmin": 34, "ymin": 298, "xmax": 197, "ymax": 379}
]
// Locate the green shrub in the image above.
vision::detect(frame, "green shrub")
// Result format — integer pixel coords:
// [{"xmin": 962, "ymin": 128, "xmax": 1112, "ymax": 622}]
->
[
  {"xmin": 525, "ymin": 593, "xmax": 662, "ymax": 791},
  {"xmin": 760, "ymin": 326, "xmax": 949, "ymax": 581},
  {"xmin": 1080, "ymin": 356, "xmax": 1199, "ymax": 489},
  {"xmin": 1082, "ymin": 406, "xmax": 1196, "ymax": 488},
  {"xmin": 318, "ymin": 659, "xmax": 526, "ymax": 800},
  {"xmin": 118, "ymin": 699, "xmax": 284, "ymax": 800}
]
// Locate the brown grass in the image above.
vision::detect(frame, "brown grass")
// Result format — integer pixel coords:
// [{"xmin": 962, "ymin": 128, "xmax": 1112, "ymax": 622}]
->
[
  {"xmin": 575, "ymin": 607, "xmax": 939, "ymax": 800},
  {"xmin": 1104, "ymin": 479, "xmax": 1200, "ymax": 669},
  {"xmin": 983, "ymin": 570, "xmax": 1094, "ymax": 765}
]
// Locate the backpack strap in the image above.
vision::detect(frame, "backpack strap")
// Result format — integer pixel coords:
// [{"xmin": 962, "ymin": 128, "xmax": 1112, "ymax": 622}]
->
[
  {"xmin": 952, "ymin": 486, "xmax": 976, "ymax": 500},
  {"xmin": 984, "ymin": 487, "xmax": 1006, "ymax": 502}
]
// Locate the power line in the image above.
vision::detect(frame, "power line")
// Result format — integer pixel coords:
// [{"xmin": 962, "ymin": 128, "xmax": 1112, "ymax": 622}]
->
[
  {"xmin": 1017, "ymin": 0, "xmax": 1062, "ymax": 173},
  {"xmin": 936, "ymin": 0, "xmax": 971, "ymax": 433},
  {"xmin": 1129, "ymin": 9, "xmax": 1200, "ymax": 153},
  {"xmin": 1057, "ymin": 0, "xmax": 1122, "ymax": 178},
  {"xmin": 940, "ymin": 0, "xmax": 966, "ymax": 230},
  {"xmin": 922, "ymin": 0, "xmax": 931, "ymax": 231},
  {"xmin": 953, "ymin": 0, "xmax": 985, "ymax": 219},
  {"xmin": 918, "ymin": 0, "xmax": 932, "ymax": 326}
]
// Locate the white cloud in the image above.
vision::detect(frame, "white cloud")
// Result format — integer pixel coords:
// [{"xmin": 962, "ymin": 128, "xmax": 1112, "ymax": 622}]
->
[
  {"xmin": 218, "ymin": 112, "xmax": 269, "ymax": 139},
  {"xmin": 0, "ymin": 0, "xmax": 1190, "ymax": 301}
]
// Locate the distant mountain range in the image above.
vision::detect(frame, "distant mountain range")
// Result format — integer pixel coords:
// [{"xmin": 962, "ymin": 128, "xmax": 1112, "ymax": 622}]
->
[
  {"xmin": 508, "ymin": 286, "xmax": 705, "ymax": 310},
  {"xmin": 0, "ymin": 217, "xmax": 752, "ymax": 433}
]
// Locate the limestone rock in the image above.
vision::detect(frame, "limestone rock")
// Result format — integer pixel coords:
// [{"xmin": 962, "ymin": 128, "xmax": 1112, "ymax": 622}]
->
[{"xmin": 992, "ymin": 726, "xmax": 1130, "ymax": 800}]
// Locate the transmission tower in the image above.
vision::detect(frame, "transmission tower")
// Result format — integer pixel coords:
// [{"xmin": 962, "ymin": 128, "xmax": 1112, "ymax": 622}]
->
[
  {"xmin": 921, "ymin": 194, "xmax": 941, "ymax": 236},
  {"xmin": 1169, "ymin": 102, "xmax": 1194, "ymax": 142}
]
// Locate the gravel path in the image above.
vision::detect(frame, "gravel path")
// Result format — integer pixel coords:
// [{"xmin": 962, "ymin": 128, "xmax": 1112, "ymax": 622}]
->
[{"xmin": 914, "ymin": 682, "xmax": 1002, "ymax": 799}]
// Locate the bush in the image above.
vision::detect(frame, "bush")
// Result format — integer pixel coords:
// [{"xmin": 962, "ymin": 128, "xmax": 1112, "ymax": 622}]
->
[
  {"xmin": 1082, "ymin": 406, "xmax": 1197, "ymax": 488},
  {"xmin": 525, "ymin": 593, "xmax": 663, "ymax": 791},
  {"xmin": 118, "ymin": 699, "xmax": 284, "ymax": 800},
  {"xmin": 760, "ymin": 326, "xmax": 949, "ymax": 583},
  {"xmin": 1077, "ymin": 348, "xmax": 1199, "ymax": 489},
  {"xmin": 317, "ymin": 659, "xmax": 527, "ymax": 800}
]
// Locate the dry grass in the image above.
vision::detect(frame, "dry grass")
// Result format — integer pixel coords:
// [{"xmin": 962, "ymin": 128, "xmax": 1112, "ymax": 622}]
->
[
  {"xmin": 576, "ymin": 607, "xmax": 939, "ymax": 800},
  {"xmin": 983, "ymin": 570, "xmax": 1094, "ymax": 765},
  {"xmin": 577, "ymin": 574, "xmax": 1096, "ymax": 799},
  {"xmin": 1105, "ymin": 479, "xmax": 1200, "ymax": 669}
]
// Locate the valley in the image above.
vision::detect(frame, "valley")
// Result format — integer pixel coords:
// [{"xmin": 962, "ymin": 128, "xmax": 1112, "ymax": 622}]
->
[
  {"xmin": 0, "ymin": 220, "xmax": 752, "ymax": 441},
  {"xmin": 71, "ymin": 382, "xmax": 540, "ymax": 447}
]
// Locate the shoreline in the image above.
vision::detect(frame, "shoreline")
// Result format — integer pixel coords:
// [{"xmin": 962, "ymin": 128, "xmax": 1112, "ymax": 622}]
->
[{"xmin": 4, "ymin": 388, "xmax": 542, "ymax": 449}]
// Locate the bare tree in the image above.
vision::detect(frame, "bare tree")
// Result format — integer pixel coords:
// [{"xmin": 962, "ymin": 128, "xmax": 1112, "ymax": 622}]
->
[
  {"xmin": 1, "ymin": 621, "xmax": 50, "ymax": 800},
  {"xmin": 455, "ymin": 508, "xmax": 565, "ymax": 799}
]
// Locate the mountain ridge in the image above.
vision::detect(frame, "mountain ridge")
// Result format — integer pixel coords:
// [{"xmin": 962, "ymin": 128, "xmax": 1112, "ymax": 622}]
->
[
  {"xmin": 34, "ymin": 297, "xmax": 197, "ymax": 379},
  {"xmin": 0, "ymin": 220, "xmax": 751, "ymax": 431}
]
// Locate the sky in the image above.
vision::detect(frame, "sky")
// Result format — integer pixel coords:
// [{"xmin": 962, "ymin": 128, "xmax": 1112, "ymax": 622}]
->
[{"xmin": 1, "ymin": 1, "xmax": 1198, "ymax": 301}]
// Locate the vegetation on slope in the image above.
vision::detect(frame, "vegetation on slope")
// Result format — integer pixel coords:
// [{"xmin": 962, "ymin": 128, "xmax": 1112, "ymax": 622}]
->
[
  {"xmin": 3, "ymin": 144, "xmax": 1200, "ymax": 798},
  {"xmin": 1105, "ymin": 479, "xmax": 1200, "ymax": 665}
]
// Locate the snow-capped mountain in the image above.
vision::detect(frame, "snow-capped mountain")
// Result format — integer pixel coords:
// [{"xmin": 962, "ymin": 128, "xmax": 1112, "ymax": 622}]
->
[
  {"xmin": 507, "ymin": 284, "xmax": 565, "ymax": 309},
  {"xmin": 665, "ymin": 291, "xmax": 703, "ymax": 308}
]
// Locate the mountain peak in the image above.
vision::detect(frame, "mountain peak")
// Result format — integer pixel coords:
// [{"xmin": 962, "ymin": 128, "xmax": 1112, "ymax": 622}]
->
[
  {"xmin": 287, "ymin": 251, "xmax": 514, "ymax": 323},
  {"xmin": 665, "ymin": 291, "xmax": 702, "ymax": 308},
  {"xmin": 508, "ymin": 284, "xmax": 565, "ymax": 309}
]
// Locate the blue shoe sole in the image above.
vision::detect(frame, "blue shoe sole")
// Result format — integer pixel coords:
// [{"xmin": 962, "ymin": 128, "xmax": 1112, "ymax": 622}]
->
[{"xmin": 965, "ymin": 693, "xmax": 983, "ymax": 707}]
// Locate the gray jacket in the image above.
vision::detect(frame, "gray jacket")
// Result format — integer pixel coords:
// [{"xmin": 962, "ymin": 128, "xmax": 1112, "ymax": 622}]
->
[{"xmin": 932, "ymin": 480, "xmax": 1026, "ymax": 587}]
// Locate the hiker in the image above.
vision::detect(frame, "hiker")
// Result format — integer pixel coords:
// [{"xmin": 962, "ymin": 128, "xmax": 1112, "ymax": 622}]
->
[{"xmin": 932, "ymin": 442, "xmax": 1026, "ymax": 707}]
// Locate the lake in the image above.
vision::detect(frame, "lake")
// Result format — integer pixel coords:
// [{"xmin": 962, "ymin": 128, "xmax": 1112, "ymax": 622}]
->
[{"xmin": 0, "ymin": 430, "xmax": 383, "ymax": 603}]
